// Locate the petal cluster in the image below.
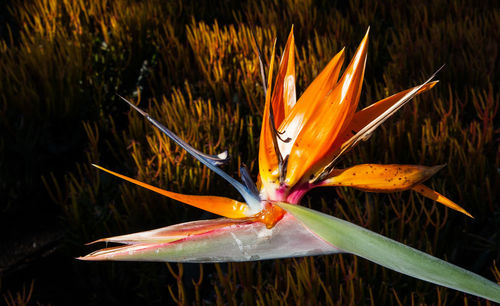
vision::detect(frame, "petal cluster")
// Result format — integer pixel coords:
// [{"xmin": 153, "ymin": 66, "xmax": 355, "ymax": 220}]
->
[
  {"xmin": 80, "ymin": 28, "xmax": 471, "ymax": 263},
  {"xmin": 257, "ymin": 28, "xmax": 470, "ymax": 218}
]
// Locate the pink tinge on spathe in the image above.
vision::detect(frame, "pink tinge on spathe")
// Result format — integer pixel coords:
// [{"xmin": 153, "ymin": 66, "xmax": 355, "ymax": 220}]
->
[{"xmin": 79, "ymin": 213, "xmax": 341, "ymax": 262}]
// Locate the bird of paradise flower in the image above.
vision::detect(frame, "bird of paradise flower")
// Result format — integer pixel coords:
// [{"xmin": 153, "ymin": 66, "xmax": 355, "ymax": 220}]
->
[{"xmin": 80, "ymin": 28, "xmax": 500, "ymax": 302}]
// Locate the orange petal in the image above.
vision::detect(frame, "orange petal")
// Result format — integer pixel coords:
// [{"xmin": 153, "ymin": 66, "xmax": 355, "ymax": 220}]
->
[
  {"xmin": 271, "ymin": 27, "xmax": 296, "ymax": 126},
  {"xmin": 258, "ymin": 40, "xmax": 281, "ymax": 193},
  {"xmin": 284, "ymin": 29, "xmax": 369, "ymax": 187},
  {"xmin": 333, "ymin": 81, "xmax": 438, "ymax": 148},
  {"xmin": 312, "ymin": 72, "xmax": 440, "ymax": 182},
  {"xmin": 412, "ymin": 184, "xmax": 473, "ymax": 218},
  {"xmin": 277, "ymin": 48, "xmax": 345, "ymax": 157},
  {"xmin": 321, "ymin": 164, "xmax": 444, "ymax": 192},
  {"xmin": 92, "ymin": 164, "xmax": 250, "ymax": 219}
]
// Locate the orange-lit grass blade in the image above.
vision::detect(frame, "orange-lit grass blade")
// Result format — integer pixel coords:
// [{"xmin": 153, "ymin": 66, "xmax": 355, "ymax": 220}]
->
[
  {"xmin": 284, "ymin": 29, "xmax": 369, "ymax": 187},
  {"xmin": 412, "ymin": 184, "xmax": 473, "ymax": 218},
  {"xmin": 319, "ymin": 164, "xmax": 472, "ymax": 217},
  {"xmin": 92, "ymin": 164, "xmax": 250, "ymax": 219},
  {"xmin": 78, "ymin": 213, "xmax": 341, "ymax": 262}
]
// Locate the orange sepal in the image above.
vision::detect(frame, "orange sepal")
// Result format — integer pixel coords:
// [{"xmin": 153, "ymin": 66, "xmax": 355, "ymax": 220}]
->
[
  {"xmin": 258, "ymin": 40, "xmax": 279, "ymax": 191},
  {"xmin": 321, "ymin": 164, "xmax": 444, "ymax": 192},
  {"xmin": 333, "ymin": 81, "xmax": 438, "ymax": 147},
  {"xmin": 277, "ymin": 48, "xmax": 345, "ymax": 154},
  {"xmin": 412, "ymin": 184, "xmax": 473, "ymax": 218},
  {"xmin": 93, "ymin": 164, "xmax": 250, "ymax": 219},
  {"xmin": 284, "ymin": 29, "xmax": 369, "ymax": 187},
  {"xmin": 271, "ymin": 27, "xmax": 296, "ymax": 126}
]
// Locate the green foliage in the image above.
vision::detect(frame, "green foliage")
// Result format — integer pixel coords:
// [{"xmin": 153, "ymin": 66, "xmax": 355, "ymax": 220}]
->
[
  {"xmin": 277, "ymin": 202, "xmax": 500, "ymax": 302},
  {"xmin": 1, "ymin": 0, "xmax": 498, "ymax": 304}
]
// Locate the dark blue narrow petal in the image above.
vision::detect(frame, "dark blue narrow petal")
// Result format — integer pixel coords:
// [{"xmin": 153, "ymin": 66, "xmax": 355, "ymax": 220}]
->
[
  {"xmin": 240, "ymin": 165, "xmax": 259, "ymax": 197},
  {"xmin": 118, "ymin": 95, "xmax": 262, "ymax": 212},
  {"xmin": 118, "ymin": 95, "xmax": 230, "ymax": 166}
]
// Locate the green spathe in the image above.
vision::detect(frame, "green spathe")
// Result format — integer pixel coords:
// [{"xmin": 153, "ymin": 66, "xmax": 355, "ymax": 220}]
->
[{"xmin": 276, "ymin": 202, "xmax": 500, "ymax": 303}]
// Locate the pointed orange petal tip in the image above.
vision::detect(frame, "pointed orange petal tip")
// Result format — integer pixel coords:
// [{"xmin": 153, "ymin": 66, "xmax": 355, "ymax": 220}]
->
[
  {"xmin": 429, "ymin": 80, "xmax": 439, "ymax": 88},
  {"xmin": 271, "ymin": 26, "xmax": 296, "ymax": 126},
  {"xmin": 412, "ymin": 184, "xmax": 474, "ymax": 218},
  {"xmin": 360, "ymin": 28, "xmax": 369, "ymax": 51}
]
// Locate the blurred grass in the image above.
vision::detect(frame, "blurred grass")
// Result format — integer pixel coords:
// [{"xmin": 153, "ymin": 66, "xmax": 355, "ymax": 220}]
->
[{"xmin": 1, "ymin": 0, "xmax": 498, "ymax": 304}]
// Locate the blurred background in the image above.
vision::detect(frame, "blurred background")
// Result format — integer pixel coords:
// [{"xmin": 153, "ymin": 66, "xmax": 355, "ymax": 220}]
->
[{"xmin": 0, "ymin": 0, "xmax": 498, "ymax": 304}]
